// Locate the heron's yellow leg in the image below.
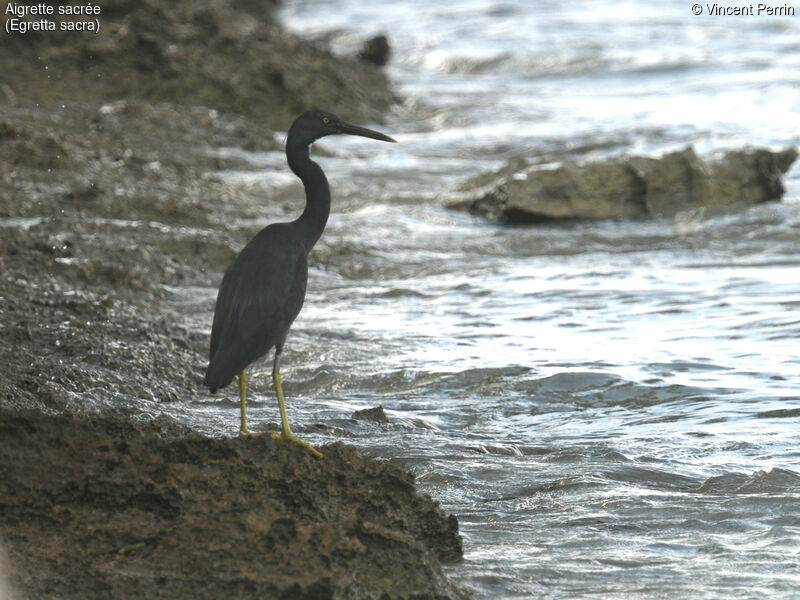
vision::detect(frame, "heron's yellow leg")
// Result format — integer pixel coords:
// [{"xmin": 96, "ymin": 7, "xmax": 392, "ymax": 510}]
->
[
  {"xmin": 270, "ymin": 352, "xmax": 323, "ymax": 459},
  {"xmin": 238, "ymin": 372, "xmax": 260, "ymax": 437}
]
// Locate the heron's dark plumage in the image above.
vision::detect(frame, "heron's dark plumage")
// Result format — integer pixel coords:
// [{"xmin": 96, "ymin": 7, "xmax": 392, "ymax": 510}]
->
[{"xmin": 204, "ymin": 224, "xmax": 308, "ymax": 391}]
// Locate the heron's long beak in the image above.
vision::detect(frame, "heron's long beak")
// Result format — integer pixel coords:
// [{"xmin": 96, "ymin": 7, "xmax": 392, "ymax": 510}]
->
[{"xmin": 338, "ymin": 121, "xmax": 397, "ymax": 143}]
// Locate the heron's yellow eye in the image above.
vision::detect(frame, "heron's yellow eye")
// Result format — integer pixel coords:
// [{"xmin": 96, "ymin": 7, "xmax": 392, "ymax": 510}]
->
[{"xmin": 322, "ymin": 116, "xmax": 330, "ymax": 124}]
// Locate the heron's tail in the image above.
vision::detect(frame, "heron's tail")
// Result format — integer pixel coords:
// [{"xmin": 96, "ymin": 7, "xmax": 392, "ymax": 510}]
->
[
  {"xmin": 203, "ymin": 358, "xmax": 236, "ymax": 393},
  {"xmin": 205, "ymin": 336, "xmax": 263, "ymax": 393}
]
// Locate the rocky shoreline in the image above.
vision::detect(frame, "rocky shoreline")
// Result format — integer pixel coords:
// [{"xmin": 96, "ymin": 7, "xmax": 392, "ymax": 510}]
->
[{"xmin": 1, "ymin": 1, "xmax": 467, "ymax": 598}]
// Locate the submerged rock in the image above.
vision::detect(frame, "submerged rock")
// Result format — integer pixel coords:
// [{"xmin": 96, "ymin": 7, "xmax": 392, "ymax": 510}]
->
[
  {"xmin": 448, "ymin": 146, "xmax": 798, "ymax": 223},
  {"xmin": 0, "ymin": 410, "xmax": 468, "ymax": 599}
]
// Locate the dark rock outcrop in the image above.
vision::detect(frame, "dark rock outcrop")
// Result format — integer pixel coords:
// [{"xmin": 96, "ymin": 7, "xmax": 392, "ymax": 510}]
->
[
  {"xmin": 353, "ymin": 405, "xmax": 390, "ymax": 423},
  {"xmin": 448, "ymin": 146, "xmax": 798, "ymax": 223},
  {"xmin": 0, "ymin": 410, "xmax": 468, "ymax": 599},
  {"xmin": 1, "ymin": 0, "xmax": 397, "ymax": 128}
]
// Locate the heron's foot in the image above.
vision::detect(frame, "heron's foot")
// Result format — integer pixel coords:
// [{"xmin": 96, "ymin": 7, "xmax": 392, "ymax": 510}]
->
[
  {"xmin": 271, "ymin": 431, "xmax": 323, "ymax": 459},
  {"xmin": 239, "ymin": 426, "xmax": 262, "ymax": 438}
]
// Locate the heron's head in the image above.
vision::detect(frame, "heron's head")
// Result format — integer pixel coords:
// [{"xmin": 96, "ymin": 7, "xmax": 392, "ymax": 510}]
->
[{"xmin": 289, "ymin": 110, "xmax": 397, "ymax": 146}]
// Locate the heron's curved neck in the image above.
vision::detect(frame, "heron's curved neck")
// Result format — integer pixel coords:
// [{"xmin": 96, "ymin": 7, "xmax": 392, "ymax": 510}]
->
[{"xmin": 287, "ymin": 139, "xmax": 330, "ymax": 253}]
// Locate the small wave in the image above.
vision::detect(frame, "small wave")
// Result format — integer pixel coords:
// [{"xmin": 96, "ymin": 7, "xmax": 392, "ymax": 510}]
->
[
  {"xmin": 416, "ymin": 366, "xmax": 533, "ymax": 396},
  {"xmin": 421, "ymin": 49, "xmax": 515, "ymax": 74},
  {"xmin": 480, "ymin": 475, "xmax": 599, "ymax": 502},
  {"xmin": 519, "ymin": 371, "xmax": 713, "ymax": 410},
  {"xmin": 371, "ymin": 287, "xmax": 431, "ymax": 299},
  {"xmin": 755, "ymin": 407, "xmax": 800, "ymax": 419},
  {"xmin": 531, "ymin": 371, "xmax": 623, "ymax": 393},
  {"xmin": 696, "ymin": 468, "xmax": 800, "ymax": 495},
  {"xmin": 603, "ymin": 465, "xmax": 700, "ymax": 491},
  {"xmin": 650, "ymin": 360, "xmax": 730, "ymax": 373}
]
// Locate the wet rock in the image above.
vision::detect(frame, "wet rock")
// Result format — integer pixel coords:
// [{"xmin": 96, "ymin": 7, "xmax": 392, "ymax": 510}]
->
[
  {"xmin": 0, "ymin": 543, "xmax": 16, "ymax": 600},
  {"xmin": 448, "ymin": 146, "xmax": 798, "ymax": 223},
  {"xmin": 3, "ymin": 0, "xmax": 397, "ymax": 128},
  {"xmin": 358, "ymin": 35, "xmax": 391, "ymax": 67},
  {"xmin": 0, "ymin": 119, "xmax": 72, "ymax": 170},
  {"xmin": 0, "ymin": 410, "xmax": 468, "ymax": 599},
  {"xmin": 353, "ymin": 405, "xmax": 390, "ymax": 423}
]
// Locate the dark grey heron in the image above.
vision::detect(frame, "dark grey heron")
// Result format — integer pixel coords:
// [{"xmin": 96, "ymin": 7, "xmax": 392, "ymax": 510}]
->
[{"xmin": 204, "ymin": 110, "xmax": 397, "ymax": 458}]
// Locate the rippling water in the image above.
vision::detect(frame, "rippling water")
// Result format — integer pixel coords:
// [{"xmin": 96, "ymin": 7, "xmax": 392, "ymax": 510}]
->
[{"xmin": 171, "ymin": 2, "xmax": 800, "ymax": 597}]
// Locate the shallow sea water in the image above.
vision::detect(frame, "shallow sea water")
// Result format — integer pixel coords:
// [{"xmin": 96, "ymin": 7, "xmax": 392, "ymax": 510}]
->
[{"xmin": 169, "ymin": 2, "xmax": 800, "ymax": 597}]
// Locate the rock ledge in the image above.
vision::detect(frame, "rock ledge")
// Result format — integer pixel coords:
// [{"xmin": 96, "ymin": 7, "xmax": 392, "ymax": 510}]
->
[
  {"xmin": 0, "ymin": 410, "xmax": 469, "ymax": 599},
  {"xmin": 448, "ymin": 146, "xmax": 798, "ymax": 223}
]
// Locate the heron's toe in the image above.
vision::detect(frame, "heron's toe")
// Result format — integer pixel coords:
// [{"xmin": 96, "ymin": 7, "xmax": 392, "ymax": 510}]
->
[
  {"xmin": 239, "ymin": 427, "xmax": 263, "ymax": 438},
  {"xmin": 271, "ymin": 432, "xmax": 323, "ymax": 459}
]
